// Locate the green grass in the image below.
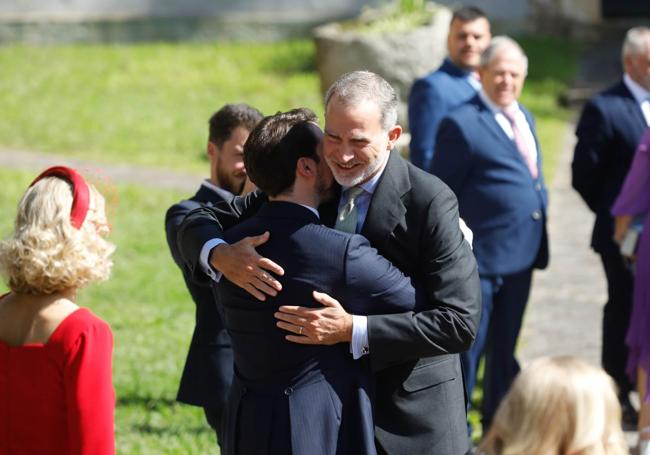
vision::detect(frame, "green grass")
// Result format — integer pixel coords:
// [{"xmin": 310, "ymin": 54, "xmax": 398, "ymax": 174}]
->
[
  {"xmin": 0, "ymin": 168, "xmax": 217, "ymax": 453},
  {"xmin": 0, "ymin": 35, "xmax": 580, "ymax": 451},
  {"xmin": 0, "ymin": 41, "xmax": 321, "ymax": 173}
]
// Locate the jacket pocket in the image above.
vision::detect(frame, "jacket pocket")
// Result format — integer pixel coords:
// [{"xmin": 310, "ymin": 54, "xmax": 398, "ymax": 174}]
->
[{"xmin": 402, "ymin": 357, "xmax": 456, "ymax": 393}]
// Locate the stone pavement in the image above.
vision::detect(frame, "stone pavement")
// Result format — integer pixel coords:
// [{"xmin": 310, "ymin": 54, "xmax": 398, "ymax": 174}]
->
[
  {"xmin": 517, "ymin": 122, "xmax": 638, "ymax": 449},
  {"xmin": 517, "ymin": 123, "xmax": 605, "ymax": 366}
]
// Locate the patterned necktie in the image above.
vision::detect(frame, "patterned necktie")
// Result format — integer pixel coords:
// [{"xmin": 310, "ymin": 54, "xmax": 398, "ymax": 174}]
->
[
  {"xmin": 502, "ymin": 107, "xmax": 538, "ymax": 179},
  {"xmin": 334, "ymin": 186, "xmax": 364, "ymax": 233}
]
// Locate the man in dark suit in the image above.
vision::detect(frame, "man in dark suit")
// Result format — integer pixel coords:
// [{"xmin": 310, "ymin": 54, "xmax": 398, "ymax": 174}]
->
[
  {"xmin": 432, "ymin": 36, "xmax": 549, "ymax": 433},
  {"xmin": 178, "ymin": 71, "xmax": 481, "ymax": 454},
  {"xmin": 408, "ymin": 5, "xmax": 491, "ymax": 172},
  {"xmin": 164, "ymin": 103, "xmax": 262, "ymax": 443},
  {"xmin": 572, "ymin": 26, "xmax": 650, "ymax": 422},
  {"xmin": 217, "ymin": 108, "xmax": 427, "ymax": 455}
]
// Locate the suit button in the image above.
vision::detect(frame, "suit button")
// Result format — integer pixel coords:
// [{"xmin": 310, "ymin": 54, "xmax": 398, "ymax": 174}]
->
[
  {"xmin": 284, "ymin": 387, "xmax": 293, "ymax": 396},
  {"xmin": 532, "ymin": 210, "xmax": 541, "ymax": 220},
  {"xmin": 535, "ymin": 183, "xmax": 542, "ymax": 191}
]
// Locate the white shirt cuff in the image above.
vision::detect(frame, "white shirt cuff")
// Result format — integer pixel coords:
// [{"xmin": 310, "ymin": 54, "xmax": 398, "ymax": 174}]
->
[
  {"xmin": 200, "ymin": 239, "xmax": 227, "ymax": 282},
  {"xmin": 350, "ymin": 315, "xmax": 369, "ymax": 359}
]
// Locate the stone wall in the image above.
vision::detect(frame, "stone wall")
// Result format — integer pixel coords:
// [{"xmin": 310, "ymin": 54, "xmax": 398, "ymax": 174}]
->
[{"xmin": 0, "ymin": 0, "xmax": 381, "ymax": 43}]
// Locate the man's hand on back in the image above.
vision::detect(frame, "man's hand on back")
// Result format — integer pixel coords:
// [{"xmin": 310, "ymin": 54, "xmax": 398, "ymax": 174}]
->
[
  {"xmin": 210, "ymin": 231, "xmax": 284, "ymax": 301},
  {"xmin": 275, "ymin": 291, "xmax": 353, "ymax": 345}
]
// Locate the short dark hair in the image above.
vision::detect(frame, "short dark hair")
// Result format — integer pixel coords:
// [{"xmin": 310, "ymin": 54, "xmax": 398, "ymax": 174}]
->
[
  {"xmin": 244, "ymin": 108, "xmax": 319, "ymax": 197},
  {"xmin": 208, "ymin": 103, "xmax": 263, "ymax": 148},
  {"xmin": 451, "ymin": 5, "xmax": 487, "ymax": 24}
]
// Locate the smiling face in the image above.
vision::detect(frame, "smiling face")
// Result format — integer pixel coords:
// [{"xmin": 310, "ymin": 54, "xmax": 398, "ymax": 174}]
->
[
  {"xmin": 323, "ymin": 96, "xmax": 399, "ymax": 187},
  {"xmin": 447, "ymin": 17, "xmax": 491, "ymax": 71},
  {"xmin": 479, "ymin": 46, "xmax": 527, "ymax": 109}
]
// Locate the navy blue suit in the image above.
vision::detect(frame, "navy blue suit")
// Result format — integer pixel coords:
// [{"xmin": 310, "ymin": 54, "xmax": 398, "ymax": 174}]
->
[
  {"xmin": 433, "ymin": 95, "xmax": 549, "ymax": 430},
  {"xmin": 572, "ymin": 80, "xmax": 647, "ymax": 396},
  {"xmin": 408, "ymin": 58, "xmax": 480, "ymax": 172},
  {"xmin": 217, "ymin": 201, "xmax": 418, "ymax": 455},
  {"xmin": 179, "ymin": 150, "xmax": 481, "ymax": 454},
  {"xmin": 164, "ymin": 184, "xmax": 234, "ymax": 441}
]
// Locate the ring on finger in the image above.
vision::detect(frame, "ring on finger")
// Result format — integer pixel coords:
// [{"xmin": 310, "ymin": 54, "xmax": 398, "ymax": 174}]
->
[{"xmin": 298, "ymin": 326, "xmax": 303, "ymax": 335}]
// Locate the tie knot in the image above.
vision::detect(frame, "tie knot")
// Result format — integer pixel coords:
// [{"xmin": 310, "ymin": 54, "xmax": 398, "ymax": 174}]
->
[
  {"xmin": 345, "ymin": 186, "xmax": 364, "ymax": 202},
  {"xmin": 502, "ymin": 106, "xmax": 518, "ymax": 123}
]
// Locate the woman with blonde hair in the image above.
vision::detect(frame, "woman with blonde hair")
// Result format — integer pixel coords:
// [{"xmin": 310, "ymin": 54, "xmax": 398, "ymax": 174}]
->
[
  {"xmin": 0, "ymin": 166, "xmax": 116, "ymax": 454},
  {"xmin": 479, "ymin": 356, "xmax": 627, "ymax": 455}
]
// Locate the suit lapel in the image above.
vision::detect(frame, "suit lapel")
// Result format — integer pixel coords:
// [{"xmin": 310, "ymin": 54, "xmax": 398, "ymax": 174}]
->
[
  {"xmin": 475, "ymin": 98, "xmax": 518, "ymax": 154},
  {"xmin": 361, "ymin": 150, "xmax": 408, "ymax": 245},
  {"xmin": 619, "ymin": 83, "xmax": 648, "ymax": 134}
]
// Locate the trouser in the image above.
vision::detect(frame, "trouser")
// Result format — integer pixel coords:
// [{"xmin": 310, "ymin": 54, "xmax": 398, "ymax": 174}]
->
[
  {"xmin": 204, "ymin": 405, "xmax": 225, "ymax": 447},
  {"xmin": 461, "ymin": 268, "xmax": 533, "ymax": 433},
  {"xmin": 600, "ymin": 251, "xmax": 635, "ymax": 397}
]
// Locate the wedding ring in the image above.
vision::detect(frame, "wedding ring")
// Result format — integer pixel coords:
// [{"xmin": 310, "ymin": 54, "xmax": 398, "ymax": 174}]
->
[{"xmin": 298, "ymin": 326, "xmax": 303, "ymax": 335}]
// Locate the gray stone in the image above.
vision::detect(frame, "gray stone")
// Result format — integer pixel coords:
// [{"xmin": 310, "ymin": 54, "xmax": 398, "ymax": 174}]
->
[{"xmin": 313, "ymin": 4, "xmax": 452, "ymax": 128}]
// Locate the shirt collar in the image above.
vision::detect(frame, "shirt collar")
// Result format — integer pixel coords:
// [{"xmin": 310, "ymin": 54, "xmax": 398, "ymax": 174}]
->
[
  {"xmin": 201, "ymin": 179, "xmax": 235, "ymax": 200},
  {"xmin": 478, "ymin": 91, "xmax": 520, "ymax": 115},
  {"xmin": 299, "ymin": 203, "xmax": 320, "ymax": 218},
  {"xmin": 624, "ymin": 74, "xmax": 650, "ymax": 104}
]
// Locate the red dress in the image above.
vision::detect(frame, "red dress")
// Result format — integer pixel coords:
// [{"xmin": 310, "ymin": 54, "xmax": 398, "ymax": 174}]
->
[{"xmin": 0, "ymin": 308, "xmax": 115, "ymax": 454}]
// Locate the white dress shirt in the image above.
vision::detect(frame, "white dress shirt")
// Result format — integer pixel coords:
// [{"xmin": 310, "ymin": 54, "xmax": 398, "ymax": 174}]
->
[{"xmin": 478, "ymin": 91, "xmax": 538, "ymax": 163}]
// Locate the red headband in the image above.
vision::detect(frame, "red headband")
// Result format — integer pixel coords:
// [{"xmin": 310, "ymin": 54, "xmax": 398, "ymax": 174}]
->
[{"xmin": 30, "ymin": 166, "xmax": 90, "ymax": 230}]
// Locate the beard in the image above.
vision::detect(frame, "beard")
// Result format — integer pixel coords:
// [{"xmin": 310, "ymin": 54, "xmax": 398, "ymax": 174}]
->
[
  {"xmin": 327, "ymin": 152, "xmax": 386, "ymax": 188},
  {"xmin": 315, "ymin": 168, "xmax": 336, "ymax": 203},
  {"xmin": 215, "ymin": 156, "xmax": 245, "ymax": 194}
]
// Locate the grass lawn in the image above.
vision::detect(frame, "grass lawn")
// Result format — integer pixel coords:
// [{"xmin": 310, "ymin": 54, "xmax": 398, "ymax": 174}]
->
[
  {"xmin": 0, "ymin": 35, "xmax": 579, "ymax": 452},
  {"xmin": 0, "ymin": 168, "xmax": 216, "ymax": 453}
]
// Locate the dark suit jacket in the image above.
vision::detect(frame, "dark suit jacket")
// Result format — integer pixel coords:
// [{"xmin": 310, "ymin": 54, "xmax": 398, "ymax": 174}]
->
[
  {"xmin": 432, "ymin": 95, "xmax": 549, "ymax": 276},
  {"xmin": 408, "ymin": 58, "xmax": 479, "ymax": 172},
  {"xmin": 218, "ymin": 201, "xmax": 419, "ymax": 455},
  {"xmin": 572, "ymin": 80, "xmax": 647, "ymax": 254},
  {"xmin": 178, "ymin": 150, "xmax": 481, "ymax": 454},
  {"xmin": 165, "ymin": 184, "xmax": 233, "ymax": 408}
]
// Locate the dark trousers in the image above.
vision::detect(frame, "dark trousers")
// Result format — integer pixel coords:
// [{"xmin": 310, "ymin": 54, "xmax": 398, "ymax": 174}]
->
[
  {"xmin": 204, "ymin": 405, "xmax": 225, "ymax": 447},
  {"xmin": 600, "ymin": 251, "xmax": 635, "ymax": 397},
  {"xmin": 461, "ymin": 269, "xmax": 533, "ymax": 432}
]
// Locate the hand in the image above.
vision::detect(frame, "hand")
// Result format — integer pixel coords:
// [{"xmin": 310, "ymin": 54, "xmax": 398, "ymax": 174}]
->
[
  {"xmin": 614, "ymin": 215, "xmax": 633, "ymax": 244},
  {"xmin": 241, "ymin": 176, "xmax": 257, "ymax": 195},
  {"xmin": 210, "ymin": 231, "xmax": 284, "ymax": 301},
  {"xmin": 275, "ymin": 291, "xmax": 353, "ymax": 345}
]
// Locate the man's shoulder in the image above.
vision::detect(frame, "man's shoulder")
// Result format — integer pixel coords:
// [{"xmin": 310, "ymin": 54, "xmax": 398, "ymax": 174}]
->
[
  {"xmin": 390, "ymin": 155, "xmax": 453, "ymax": 202},
  {"xmin": 590, "ymin": 80, "xmax": 628, "ymax": 106}
]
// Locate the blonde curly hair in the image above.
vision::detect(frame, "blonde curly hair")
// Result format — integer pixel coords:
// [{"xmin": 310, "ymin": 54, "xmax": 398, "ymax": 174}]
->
[
  {"xmin": 479, "ymin": 356, "xmax": 627, "ymax": 455},
  {"xmin": 0, "ymin": 175, "xmax": 115, "ymax": 294}
]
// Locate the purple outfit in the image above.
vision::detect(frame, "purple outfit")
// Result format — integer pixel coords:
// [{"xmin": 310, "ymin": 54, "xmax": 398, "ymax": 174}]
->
[{"xmin": 612, "ymin": 128, "xmax": 650, "ymax": 400}]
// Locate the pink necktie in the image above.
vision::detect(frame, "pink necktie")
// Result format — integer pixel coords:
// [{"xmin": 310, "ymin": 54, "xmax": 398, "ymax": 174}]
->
[{"xmin": 502, "ymin": 108, "xmax": 538, "ymax": 179}]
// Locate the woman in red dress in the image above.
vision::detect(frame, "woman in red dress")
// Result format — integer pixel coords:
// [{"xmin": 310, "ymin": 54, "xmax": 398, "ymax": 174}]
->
[{"xmin": 0, "ymin": 166, "xmax": 116, "ymax": 454}]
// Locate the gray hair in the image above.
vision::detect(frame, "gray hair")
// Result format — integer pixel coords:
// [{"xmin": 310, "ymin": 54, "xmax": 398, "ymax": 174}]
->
[
  {"xmin": 324, "ymin": 71, "xmax": 398, "ymax": 131},
  {"xmin": 622, "ymin": 26, "xmax": 650, "ymax": 59},
  {"xmin": 480, "ymin": 35, "xmax": 528, "ymax": 74}
]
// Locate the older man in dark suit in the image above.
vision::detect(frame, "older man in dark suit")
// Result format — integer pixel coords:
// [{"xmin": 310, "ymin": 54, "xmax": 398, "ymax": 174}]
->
[
  {"xmin": 178, "ymin": 71, "xmax": 481, "ymax": 454},
  {"xmin": 432, "ymin": 36, "xmax": 549, "ymax": 434},
  {"xmin": 572, "ymin": 26, "xmax": 650, "ymax": 422},
  {"xmin": 215, "ymin": 108, "xmax": 428, "ymax": 455},
  {"xmin": 164, "ymin": 103, "xmax": 262, "ymax": 444}
]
